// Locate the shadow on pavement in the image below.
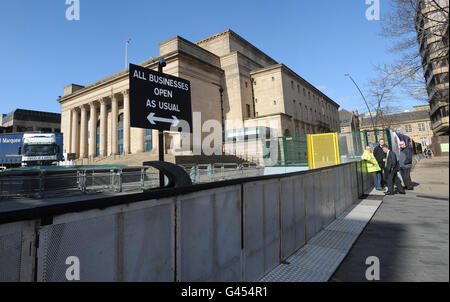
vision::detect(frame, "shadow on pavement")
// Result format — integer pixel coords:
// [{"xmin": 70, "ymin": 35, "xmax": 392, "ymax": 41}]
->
[{"xmin": 330, "ymin": 193, "xmax": 449, "ymax": 282}]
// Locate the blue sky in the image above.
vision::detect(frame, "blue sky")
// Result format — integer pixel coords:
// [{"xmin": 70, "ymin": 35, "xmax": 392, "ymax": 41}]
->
[{"xmin": 0, "ymin": 0, "xmax": 423, "ymax": 115}]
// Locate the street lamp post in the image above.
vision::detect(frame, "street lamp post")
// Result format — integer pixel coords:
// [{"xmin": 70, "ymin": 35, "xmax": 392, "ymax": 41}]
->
[
  {"xmin": 158, "ymin": 57, "xmax": 166, "ymax": 188},
  {"xmin": 345, "ymin": 73, "xmax": 375, "ymax": 130}
]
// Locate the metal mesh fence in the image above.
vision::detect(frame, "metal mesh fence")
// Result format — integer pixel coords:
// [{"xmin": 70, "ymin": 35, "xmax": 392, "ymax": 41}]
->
[
  {"xmin": 0, "ymin": 232, "xmax": 22, "ymax": 281},
  {"xmin": 361, "ymin": 129, "xmax": 392, "ymax": 150},
  {"xmin": 307, "ymin": 133, "xmax": 340, "ymax": 169},
  {"xmin": 338, "ymin": 132, "xmax": 364, "ymax": 163},
  {"xmin": 0, "ymin": 167, "xmax": 161, "ymax": 200},
  {"xmin": 180, "ymin": 162, "xmax": 264, "ymax": 183},
  {"xmin": 263, "ymin": 135, "xmax": 308, "ymax": 167}
]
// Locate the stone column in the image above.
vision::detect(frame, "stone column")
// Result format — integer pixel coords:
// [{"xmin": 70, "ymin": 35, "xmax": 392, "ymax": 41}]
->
[
  {"xmin": 71, "ymin": 108, "xmax": 79, "ymax": 157},
  {"xmin": 152, "ymin": 129, "xmax": 159, "ymax": 151},
  {"xmin": 79, "ymin": 105, "xmax": 88, "ymax": 158},
  {"xmin": 89, "ymin": 102, "xmax": 97, "ymax": 157},
  {"xmin": 111, "ymin": 95, "xmax": 118, "ymax": 155},
  {"xmin": 123, "ymin": 90, "xmax": 131, "ymax": 154},
  {"xmin": 137, "ymin": 128, "xmax": 145, "ymax": 153},
  {"xmin": 100, "ymin": 98, "xmax": 107, "ymax": 157}
]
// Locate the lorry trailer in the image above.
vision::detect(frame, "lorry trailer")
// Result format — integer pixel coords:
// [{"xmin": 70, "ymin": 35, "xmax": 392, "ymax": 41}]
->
[{"xmin": 0, "ymin": 132, "xmax": 63, "ymax": 167}]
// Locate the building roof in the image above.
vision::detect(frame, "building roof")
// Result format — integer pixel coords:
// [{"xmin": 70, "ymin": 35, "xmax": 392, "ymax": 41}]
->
[
  {"xmin": 1, "ymin": 109, "xmax": 61, "ymax": 125},
  {"xmin": 360, "ymin": 109, "xmax": 430, "ymax": 127},
  {"xmin": 195, "ymin": 29, "xmax": 278, "ymax": 65}
]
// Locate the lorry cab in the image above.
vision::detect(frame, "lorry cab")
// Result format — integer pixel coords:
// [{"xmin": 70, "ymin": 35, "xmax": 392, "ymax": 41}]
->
[{"xmin": 20, "ymin": 133, "xmax": 59, "ymax": 166}]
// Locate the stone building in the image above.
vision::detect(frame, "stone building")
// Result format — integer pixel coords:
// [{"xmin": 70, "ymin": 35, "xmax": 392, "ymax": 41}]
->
[
  {"xmin": 0, "ymin": 109, "xmax": 61, "ymax": 134},
  {"xmin": 360, "ymin": 106, "xmax": 434, "ymax": 148},
  {"xmin": 339, "ymin": 109, "xmax": 360, "ymax": 133},
  {"xmin": 58, "ymin": 30, "xmax": 340, "ymax": 162},
  {"xmin": 415, "ymin": 0, "xmax": 449, "ymax": 136}
]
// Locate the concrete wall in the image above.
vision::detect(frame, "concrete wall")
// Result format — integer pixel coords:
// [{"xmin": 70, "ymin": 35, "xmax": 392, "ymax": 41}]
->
[{"xmin": 0, "ymin": 161, "xmax": 373, "ymax": 282}]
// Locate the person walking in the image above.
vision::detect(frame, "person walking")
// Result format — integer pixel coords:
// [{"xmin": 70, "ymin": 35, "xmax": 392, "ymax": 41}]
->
[
  {"xmin": 362, "ymin": 146, "xmax": 383, "ymax": 190},
  {"xmin": 399, "ymin": 140, "xmax": 414, "ymax": 190},
  {"xmin": 373, "ymin": 138, "xmax": 387, "ymax": 188},
  {"xmin": 382, "ymin": 144, "xmax": 405, "ymax": 195}
]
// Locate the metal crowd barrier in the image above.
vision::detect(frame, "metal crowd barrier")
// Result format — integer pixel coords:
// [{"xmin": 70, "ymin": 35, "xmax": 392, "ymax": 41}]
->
[
  {"xmin": 179, "ymin": 162, "xmax": 264, "ymax": 183},
  {"xmin": 0, "ymin": 167, "xmax": 160, "ymax": 200},
  {"xmin": 0, "ymin": 163, "xmax": 266, "ymax": 201},
  {"xmin": 412, "ymin": 152, "xmax": 425, "ymax": 168}
]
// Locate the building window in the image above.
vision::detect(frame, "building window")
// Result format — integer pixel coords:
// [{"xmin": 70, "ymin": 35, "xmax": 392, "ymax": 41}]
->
[
  {"xmin": 245, "ymin": 82, "xmax": 248, "ymax": 88},
  {"xmin": 293, "ymin": 99, "xmax": 296, "ymax": 104},
  {"xmin": 274, "ymin": 100, "xmax": 277, "ymax": 105},
  {"xmin": 246, "ymin": 104, "xmax": 251, "ymax": 118},
  {"xmin": 418, "ymin": 123, "xmax": 426, "ymax": 131},
  {"xmin": 405, "ymin": 124, "xmax": 412, "ymax": 133},
  {"xmin": 420, "ymin": 137, "xmax": 428, "ymax": 147},
  {"xmin": 291, "ymin": 81, "xmax": 294, "ymax": 89},
  {"xmin": 255, "ymin": 98, "xmax": 257, "ymax": 103},
  {"xmin": 145, "ymin": 129, "xmax": 152, "ymax": 152},
  {"xmin": 256, "ymin": 112, "xmax": 258, "ymax": 117},
  {"xmin": 118, "ymin": 113, "xmax": 124, "ymax": 155},
  {"xmin": 308, "ymin": 91, "xmax": 311, "ymax": 99},
  {"xmin": 303, "ymin": 88, "xmax": 306, "ymax": 97},
  {"xmin": 96, "ymin": 121, "xmax": 100, "ymax": 157},
  {"xmin": 297, "ymin": 84, "xmax": 300, "ymax": 93},
  {"xmin": 272, "ymin": 77, "xmax": 275, "ymax": 81},
  {"xmin": 429, "ymin": 122, "xmax": 433, "ymax": 129}
]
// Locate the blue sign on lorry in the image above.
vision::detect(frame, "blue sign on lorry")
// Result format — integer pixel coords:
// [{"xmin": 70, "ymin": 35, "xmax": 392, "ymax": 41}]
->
[{"xmin": 0, "ymin": 133, "xmax": 63, "ymax": 166}]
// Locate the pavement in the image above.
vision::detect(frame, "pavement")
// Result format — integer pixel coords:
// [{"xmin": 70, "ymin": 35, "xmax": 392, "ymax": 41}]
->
[
  {"xmin": 330, "ymin": 156, "xmax": 449, "ymax": 282},
  {"xmin": 259, "ymin": 192, "xmax": 385, "ymax": 282}
]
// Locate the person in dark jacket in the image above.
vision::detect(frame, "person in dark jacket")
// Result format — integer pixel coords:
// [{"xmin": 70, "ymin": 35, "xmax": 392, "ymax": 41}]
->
[
  {"xmin": 399, "ymin": 140, "xmax": 414, "ymax": 190},
  {"xmin": 382, "ymin": 144, "xmax": 405, "ymax": 195},
  {"xmin": 373, "ymin": 138, "xmax": 387, "ymax": 187}
]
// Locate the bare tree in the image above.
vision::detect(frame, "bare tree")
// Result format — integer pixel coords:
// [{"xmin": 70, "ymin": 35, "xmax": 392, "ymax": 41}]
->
[
  {"xmin": 376, "ymin": 104, "xmax": 403, "ymax": 129},
  {"xmin": 371, "ymin": 0, "xmax": 449, "ymax": 104}
]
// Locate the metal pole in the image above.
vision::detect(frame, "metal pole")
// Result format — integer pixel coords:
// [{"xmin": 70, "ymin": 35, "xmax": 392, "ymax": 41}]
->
[
  {"xmin": 125, "ymin": 39, "xmax": 131, "ymax": 69},
  {"xmin": 219, "ymin": 87, "xmax": 225, "ymax": 153},
  {"xmin": 345, "ymin": 74, "xmax": 375, "ymax": 130},
  {"xmin": 158, "ymin": 130, "xmax": 164, "ymax": 187},
  {"xmin": 158, "ymin": 58, "xmax": 166, "ymax": 187}
]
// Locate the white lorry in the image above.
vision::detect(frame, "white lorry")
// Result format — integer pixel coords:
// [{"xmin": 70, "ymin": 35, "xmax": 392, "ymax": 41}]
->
[{"xmin": 19, "ymin": 133, "xmax": 60, "ymax": 167}]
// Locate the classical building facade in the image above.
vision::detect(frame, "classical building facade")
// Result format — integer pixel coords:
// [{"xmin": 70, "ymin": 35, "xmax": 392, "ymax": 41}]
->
[
  {"xmin": 58, "ymin": 30, "xmax": 340, "ymax": 161},
  {"xmin": 360, "ymin": 106, "xmax": 434, "ymax": 148},
  {"xmin": 415, "ymin": 0, "xmax": 449, "ymax": 136}
]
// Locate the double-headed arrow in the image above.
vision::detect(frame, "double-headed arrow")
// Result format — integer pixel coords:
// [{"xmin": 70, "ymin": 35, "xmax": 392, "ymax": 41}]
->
[{"xmin": 147, "ymin": 112, "xmax": 180, "ymax": 127}]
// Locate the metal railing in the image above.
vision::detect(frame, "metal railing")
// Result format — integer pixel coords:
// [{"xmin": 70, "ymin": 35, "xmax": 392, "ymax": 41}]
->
[
  {"xmin": 180, "ymin": 162, "xmax": 264, "ymax": 183},
  {"xmin": 0, "ymin": 167, "xmax": 160, "ymax": 201},
  {"xmin": 0, "ymin": 163, "xmax": 265, "ymax": 201}
]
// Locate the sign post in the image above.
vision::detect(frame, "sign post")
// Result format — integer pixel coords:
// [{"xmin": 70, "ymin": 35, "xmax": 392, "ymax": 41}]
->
[
  {"xmin": 129, "ymin": 60, "xmax": 192, "ymax": 187},
  {"xmin": 157, "ymin": 59, "xmax": 166, "ymax": 188}
]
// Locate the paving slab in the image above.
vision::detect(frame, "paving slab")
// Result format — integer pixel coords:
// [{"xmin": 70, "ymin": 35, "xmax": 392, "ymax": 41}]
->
[{"xmin": 330, "ymin": 156, "xmax": 449, "ymax": 282}]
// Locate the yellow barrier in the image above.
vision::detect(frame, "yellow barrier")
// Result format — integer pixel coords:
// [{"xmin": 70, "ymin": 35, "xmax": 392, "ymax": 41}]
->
[{"xmin": 307, "ymin": 133, "xmax": 340, "ymax": 169}]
